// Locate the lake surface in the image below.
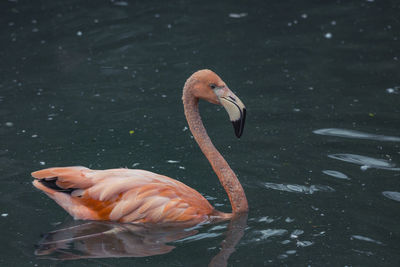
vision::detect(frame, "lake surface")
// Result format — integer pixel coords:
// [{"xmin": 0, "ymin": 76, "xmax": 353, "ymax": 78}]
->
[{"xmin": 1, "ymin": 0, "xmax": 399, "ymax": 266}]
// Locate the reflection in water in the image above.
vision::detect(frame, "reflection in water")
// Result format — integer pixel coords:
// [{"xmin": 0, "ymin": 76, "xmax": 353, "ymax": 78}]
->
[
  {"xmin": 262, "ymin": 182, "xmax": 335, "ymax": 194},
  {"xmin": 328, "ymin": 154, "xmax": 400, "ymax": 171},
  {"xmin": 209, "ymin": 214, "xmax": 248, "ymax": 267},
  {"xmin": 35, "ymin": 215, "xmax": 247, "ymax": 266},
  {"xmin": 35, "ymin": 221, "xmax": 194, "ymax": 259},
  {"xmin": 313, "ymin": 128, "xmax": 400, "ymax": 142}
]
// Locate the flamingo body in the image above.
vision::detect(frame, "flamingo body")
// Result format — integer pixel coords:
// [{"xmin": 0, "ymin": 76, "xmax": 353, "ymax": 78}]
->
[
  {"xmin": 32, "ymin": 69, "xmax": 248, "ymax": 226},
  {"xmin": 32, "ymin": 167, "xmax": 224, "ymax": 224}
]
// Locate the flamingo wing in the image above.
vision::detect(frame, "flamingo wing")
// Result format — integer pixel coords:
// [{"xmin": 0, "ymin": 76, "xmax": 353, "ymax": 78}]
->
[{"xmin": 32, "ymin": 167, "xmax": 214, "ymax": 224}]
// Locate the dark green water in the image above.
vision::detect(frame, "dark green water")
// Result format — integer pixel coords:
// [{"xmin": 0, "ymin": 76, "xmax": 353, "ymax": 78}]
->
[{"xmin": 1, "ymin": 0, "xmax": 399, "ymax": 266}]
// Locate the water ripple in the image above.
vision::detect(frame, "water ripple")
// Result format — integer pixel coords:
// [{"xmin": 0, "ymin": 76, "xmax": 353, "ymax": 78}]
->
[
  {"xmin": 241, "ymin": 228, "xmax": 289, "ymax": 246},
  {"xmin": 296, "ymin": 240, "xmax": 314, "ymax": 247},
  {"xmin": 175, "ymin": 232, "xmax": 222, "ymax": 243},
  {"xmin": 322, "ymin": 170, "xmax": 350, "ymax": 180},
  {"xmin": 313, "ymin": 128, "xmax": 400, "ymax": 142},
  {"xmin": 258, "ymin": 229, "xmax": 288, "ymax": 240},
  {"xmin": 351, "ymin": 235, "xmax": 384, "ymax": 245},
  {"xmin": 328, "ymin": 153, "xmax": 400, "ymax": 171},
  {"xmin": 262, "ymin": 182, "xmax": 335, "ymax": 194},
  {"xmin": 382, "ymin": 191, "xmax": 400, "ymax": 202}
]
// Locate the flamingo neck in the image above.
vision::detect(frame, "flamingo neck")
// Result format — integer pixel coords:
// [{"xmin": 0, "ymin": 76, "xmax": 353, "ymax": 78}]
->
[{"xmin": 182, "ymin": 87, "xmax": 248, "ymax": 214}]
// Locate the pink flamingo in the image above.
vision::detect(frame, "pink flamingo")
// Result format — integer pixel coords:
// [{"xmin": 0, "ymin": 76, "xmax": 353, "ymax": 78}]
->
[{"xmin": 32, "ymin": 69, "xmax": 248, "ymax": 226}]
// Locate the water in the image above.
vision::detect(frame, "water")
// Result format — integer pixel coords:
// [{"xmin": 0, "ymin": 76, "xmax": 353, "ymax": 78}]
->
[{"xmin": 1, "ymin": 0, "xmax": 399, "ymax": 266}]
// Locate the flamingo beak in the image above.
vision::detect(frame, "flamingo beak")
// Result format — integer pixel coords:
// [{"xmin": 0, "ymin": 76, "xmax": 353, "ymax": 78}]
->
[{"xmin": 218, "ymin": 90, "xmax": 246, "ymax": 138}]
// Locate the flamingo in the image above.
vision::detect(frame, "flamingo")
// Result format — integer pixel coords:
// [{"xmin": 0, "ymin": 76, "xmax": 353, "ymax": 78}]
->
[{"xmin": 32, "ymin": 69, "xmax": 248, "ymax": 226}]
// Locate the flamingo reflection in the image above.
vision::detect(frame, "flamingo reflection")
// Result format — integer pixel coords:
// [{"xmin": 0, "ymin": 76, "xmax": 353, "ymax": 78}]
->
[{"xmin": 35, "ymin": 214, "xmax": 247, "ymax": 266}]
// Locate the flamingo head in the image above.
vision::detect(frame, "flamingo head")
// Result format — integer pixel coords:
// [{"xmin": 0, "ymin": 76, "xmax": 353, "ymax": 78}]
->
[{"xmin": 187, "ymin": 69, "xmax": 246, "ymax": 138}]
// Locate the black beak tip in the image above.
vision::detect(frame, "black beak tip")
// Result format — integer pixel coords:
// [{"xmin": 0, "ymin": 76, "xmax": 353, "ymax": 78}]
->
[{"xmin": 232, "ymin": 108, "xmax": 246, "ymax": 138}]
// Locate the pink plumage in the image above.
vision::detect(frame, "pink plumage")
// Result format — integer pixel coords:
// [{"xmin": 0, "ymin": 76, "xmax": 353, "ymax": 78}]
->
[{"xmin": 32, "ymin": 167, "xmax": 218, "ymax": 225}]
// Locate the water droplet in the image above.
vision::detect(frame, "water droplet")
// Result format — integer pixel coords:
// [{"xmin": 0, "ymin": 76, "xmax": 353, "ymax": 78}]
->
[
  {"xmin": 386, "ymin": 87, "xmax": 399, "ymax": 94},
  {"xmin": 360, "ymin": 165, "xmax": 369, "ymax": 171},
  {"xmin": 285, "ymin": 217, "xmax": 295, "ymax": 223}
]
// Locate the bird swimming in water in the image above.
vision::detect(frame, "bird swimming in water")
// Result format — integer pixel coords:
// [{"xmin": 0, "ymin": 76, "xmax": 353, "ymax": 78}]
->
[{"xmin": 32, "ymin": 69, "xmax": 248, "ymax": 226}]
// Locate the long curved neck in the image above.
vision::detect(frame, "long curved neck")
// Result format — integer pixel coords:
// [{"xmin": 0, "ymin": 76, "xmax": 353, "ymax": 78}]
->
[{"xmin": 182, "ymin": 87, "xmax": 248, "ymax": 214}]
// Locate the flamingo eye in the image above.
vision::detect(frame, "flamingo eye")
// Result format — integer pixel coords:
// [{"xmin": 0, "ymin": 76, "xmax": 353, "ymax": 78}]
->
[{"xmin": 209, "ymin": 84, "xmax": 217, "ymax": 89}]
